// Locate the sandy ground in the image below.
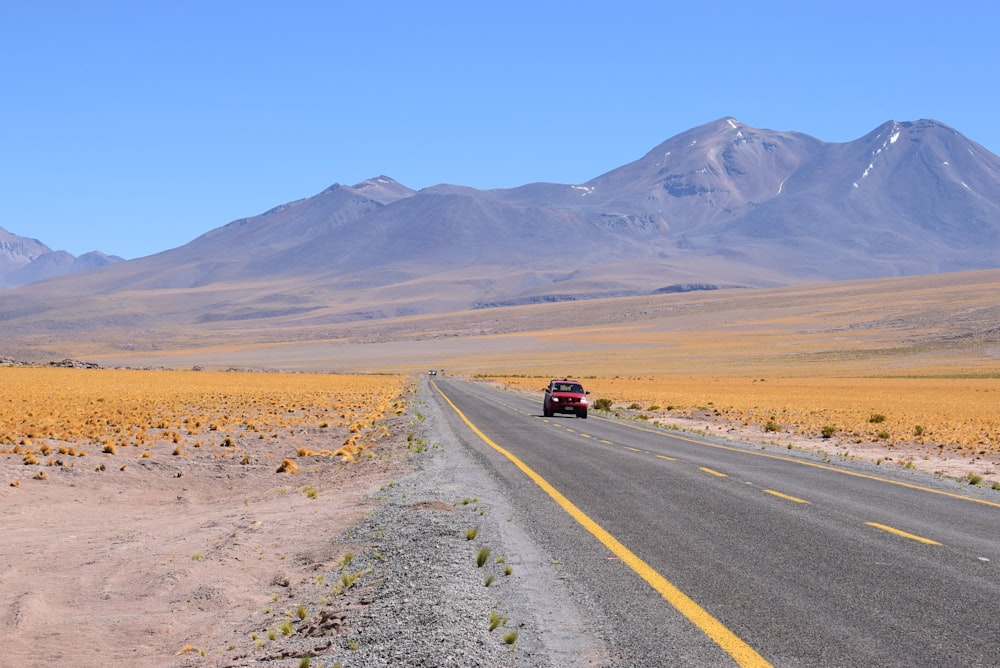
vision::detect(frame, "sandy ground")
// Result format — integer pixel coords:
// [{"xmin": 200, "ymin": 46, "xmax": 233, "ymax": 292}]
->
[{"xmin": 0, "ymin": 416, "xmax": 412, "ymax": 667}]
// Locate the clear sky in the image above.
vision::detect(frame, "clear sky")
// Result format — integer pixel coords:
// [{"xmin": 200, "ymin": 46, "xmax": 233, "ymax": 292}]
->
[{"xmin": 3, "ymin": 1, "xmax": 998, "ymax": 259}]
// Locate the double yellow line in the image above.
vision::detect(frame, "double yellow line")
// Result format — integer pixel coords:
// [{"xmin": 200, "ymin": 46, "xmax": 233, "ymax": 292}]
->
[{"xmin": 434, "ymin": 383, "xmax": 772, "ymax": 668}]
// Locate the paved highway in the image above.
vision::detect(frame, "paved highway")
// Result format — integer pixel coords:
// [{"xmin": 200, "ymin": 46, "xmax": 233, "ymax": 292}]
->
[{"xmin": 428, "ymin": 377, "xmax": 1000, "ymax": 667}]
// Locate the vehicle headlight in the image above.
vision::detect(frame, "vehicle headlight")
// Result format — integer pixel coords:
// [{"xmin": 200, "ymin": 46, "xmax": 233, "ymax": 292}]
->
[
  {"xmin": 580, "ymin": 398, "xmax": 588, "ymax": 405},
  {"xmin": 551, "ymin": 396, "xmax": 560, "ymax": 402}
]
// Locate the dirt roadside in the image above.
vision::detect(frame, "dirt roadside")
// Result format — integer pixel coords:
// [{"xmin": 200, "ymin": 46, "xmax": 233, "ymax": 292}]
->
[
  {"xmin": 0, "ymin": 414, "xmax": 412, "ymax": 667},
  {"xmin": 645, "ymin": 409, "xmax": 1000, "ymax": 486}
]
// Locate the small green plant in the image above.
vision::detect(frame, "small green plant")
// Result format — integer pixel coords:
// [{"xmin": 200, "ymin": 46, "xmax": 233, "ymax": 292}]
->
[
  {"xmin": 485, "ymin": 575, "xmax": 495, "ymax": 587},
  {"xmin": 488, "ymin": 610, "xmax": 502, "ymax": 631},
  {"xmin": 340, "ymin": 570, "xmax": 359, "ymax": 589},
  {"xmin": 876, "ymin": 431, "xmax": 890, "ymax": 440},
  {"xmin": 192, "ymin": 552, "xmax": 204, "ymax": 561},
  {"xmin": 299, "ymin": 656, "xmax": 311, "ymax": 668},
  {"xmin": 465, "ymin": 527, "xmax": 479, "ymax": 540},
  {"xmin": 339, "ymin": 552, "xmax": 354, "ymax": 569},
  {"xmin": 647, "ymin": 405, "xmax": 661, "ymax": 411},
  {"xmin": 869, "ymin": 413, "xmax": 886, "ymax": 424},
  {"xmin": 476, "ymin": 546, "xmax": 491, "ymax": 567},
  {"xmin": 821, "ymin": 425, "xmax": 836, "ymax": 439},
  {"xmin": 914, "ymin": 425, "xmax": 925, "ymax": 436},
  {"xmin": 991, "ymin": 482, "xmax": 1000, "ymax": 491},
  {"xmin": 627, "ymin": 402, "xmax": 642, "ymax": 410},
  {"xmin": 504, "ymin": 565, "xmax": 513, "ymax": 576},
  {"xmin": 297, "ymin": 605, "xmax": 308, "ymax": 620},
  {"xmin": 503, "ymin": 630, "xmax": 519, "ymax": 645},
  {"xmin": 303, "ymin": 485, "xmax": 318, "ymax": 499},
  {"xmin": 267, "ymin": 628, "xmax": 276, "ymax": 641},
  {"xmin": 593, "ymin": 398, "xmax": 613, "ymax": 411},
  {"xmin": 967, "ymin": 473, "xmax": 984, "ymax": 486},
  {"xmin": 763, "ymin": 420, "xmax": 781, "ymax": 433},
  {"xmin": 279, "ymin": 620, "xmax": 295, "ymax": 636}
]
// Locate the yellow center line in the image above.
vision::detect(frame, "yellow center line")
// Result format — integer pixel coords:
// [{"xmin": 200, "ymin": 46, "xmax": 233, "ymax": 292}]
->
[
  {"xmin": 764, "ymin": 490, "xmax": 810, "ymax": 504},
  {"xmin": 626, "ymin": 446, "xmax": 642, "ymax": 452},
  {"xmin": 700, "ymin": 467, "xmax": 728, "ymax": 478},
  {"xmin": 599, "ymin": 439, "xmax": 614, "ymax": 445},
  {"xmin": 656, "ymin": 454, "xmax": 678, "ymax": 461},
  {"xmin": 434, "ymin": 384, "xmax": 772, "ymax": 668},
  {"xmin": 580, "ymin": 433, "xmax": 592, "ymax": 439},
  {"xmin": 866, "ymin": 522, "xmax": 941, "ymax": 545}
]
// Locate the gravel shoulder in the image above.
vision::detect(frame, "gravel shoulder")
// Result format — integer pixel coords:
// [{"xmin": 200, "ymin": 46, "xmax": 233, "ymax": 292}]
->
[{"xmin": 176, "ymin": 378, "xmax": 608, "ymax": 667}]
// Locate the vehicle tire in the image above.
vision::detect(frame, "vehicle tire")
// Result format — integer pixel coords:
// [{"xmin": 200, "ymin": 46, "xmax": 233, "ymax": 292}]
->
[
  {"xmin": 579, "ymin": 410, "xmax": 588, "ymax": 419},
  {"xmin": 543, "ymin": 407, "xmax": 551, "ymax": 417}
]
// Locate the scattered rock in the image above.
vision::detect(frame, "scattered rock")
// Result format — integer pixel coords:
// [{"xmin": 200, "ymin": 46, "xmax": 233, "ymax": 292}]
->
[{"xmin": 48, "ymin": 358, "xmax": 102, "ymax": 369}]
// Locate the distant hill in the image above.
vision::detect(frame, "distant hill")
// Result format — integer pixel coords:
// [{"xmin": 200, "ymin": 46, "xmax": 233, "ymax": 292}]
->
[
  {"xmin": 0, "ymin": 226, "xmax": 124, "ymax": 289},
  {"xmin": 2, "ymin": 119, "xmax": 1000, "ymax": 348}
]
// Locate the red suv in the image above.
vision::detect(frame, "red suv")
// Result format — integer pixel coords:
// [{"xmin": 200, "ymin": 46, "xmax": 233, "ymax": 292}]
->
[{"xmin": 543, "ymin": 379, "xmax": 590, "ymax": 419}]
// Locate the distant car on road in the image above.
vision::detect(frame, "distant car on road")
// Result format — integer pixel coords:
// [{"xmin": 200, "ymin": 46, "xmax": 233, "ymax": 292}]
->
[
  {"xmin": 543, "ymin": 379, "xmax": 589, "ymax": 418},
  {"xmin": 429, "ymin": 369, "xmax": 437, "ymax": 376}
]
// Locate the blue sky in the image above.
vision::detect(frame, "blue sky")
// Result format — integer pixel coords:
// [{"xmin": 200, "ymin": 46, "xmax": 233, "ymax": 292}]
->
[{"xmin": 3, "ymin": 1, "xmax": 998, "ymax": 259}]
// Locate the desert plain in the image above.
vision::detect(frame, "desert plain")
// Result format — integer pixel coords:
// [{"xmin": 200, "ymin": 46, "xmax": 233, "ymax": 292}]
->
[{"xmin": 2, "ymin": 269, "xmax": 999, "ymax": 665}]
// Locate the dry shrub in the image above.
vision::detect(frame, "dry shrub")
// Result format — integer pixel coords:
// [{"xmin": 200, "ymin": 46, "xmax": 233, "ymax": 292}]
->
[{"xmin": 276, "ymin": 458, "xmax": 299, "ymax": 474}]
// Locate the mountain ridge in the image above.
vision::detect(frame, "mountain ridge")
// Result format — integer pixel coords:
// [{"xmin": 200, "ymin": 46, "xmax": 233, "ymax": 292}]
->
[
  {"xmin": 0, "ymin": 225, "xmax": 124, "ymax": 289},
  {"xmin": 3, "ymin": 117, "xmax": 999, "ymax": 347}
]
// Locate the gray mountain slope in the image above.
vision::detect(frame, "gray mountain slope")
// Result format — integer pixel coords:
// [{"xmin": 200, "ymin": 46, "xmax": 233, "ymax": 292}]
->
[
  {"xmin": 3, "ymin": 118, "xmax": 1000, "ymax": 336},
  {"xmin": 0, "ymin": 226, "xmax": 124, "ymax": 289}
]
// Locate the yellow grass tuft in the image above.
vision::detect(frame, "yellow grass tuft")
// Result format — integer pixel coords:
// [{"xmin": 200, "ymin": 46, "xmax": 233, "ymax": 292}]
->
[{"xmin": 276, "ymin": 458, "xmax": 299, "ymax": 474}]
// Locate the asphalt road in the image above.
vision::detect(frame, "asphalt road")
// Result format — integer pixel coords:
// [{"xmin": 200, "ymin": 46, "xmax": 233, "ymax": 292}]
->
[{"xmin": 428, "ymin": 376, "xmax": 1000, "ymax": 667}]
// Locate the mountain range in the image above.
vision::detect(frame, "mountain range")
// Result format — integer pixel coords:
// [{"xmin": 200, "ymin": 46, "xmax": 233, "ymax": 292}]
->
[
  {"xmin": 2, "ymin": 117, "xmax": 999, "ymax": 346},
  {"xmin": 0, "ymin": 227, "xmax": 123, "ymax": 290}
]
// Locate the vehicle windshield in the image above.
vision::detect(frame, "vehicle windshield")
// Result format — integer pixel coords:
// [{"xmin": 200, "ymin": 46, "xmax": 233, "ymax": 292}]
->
[{"xmin": 554, "ymin": 383, "xmax": 583, "ymax": 393}]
